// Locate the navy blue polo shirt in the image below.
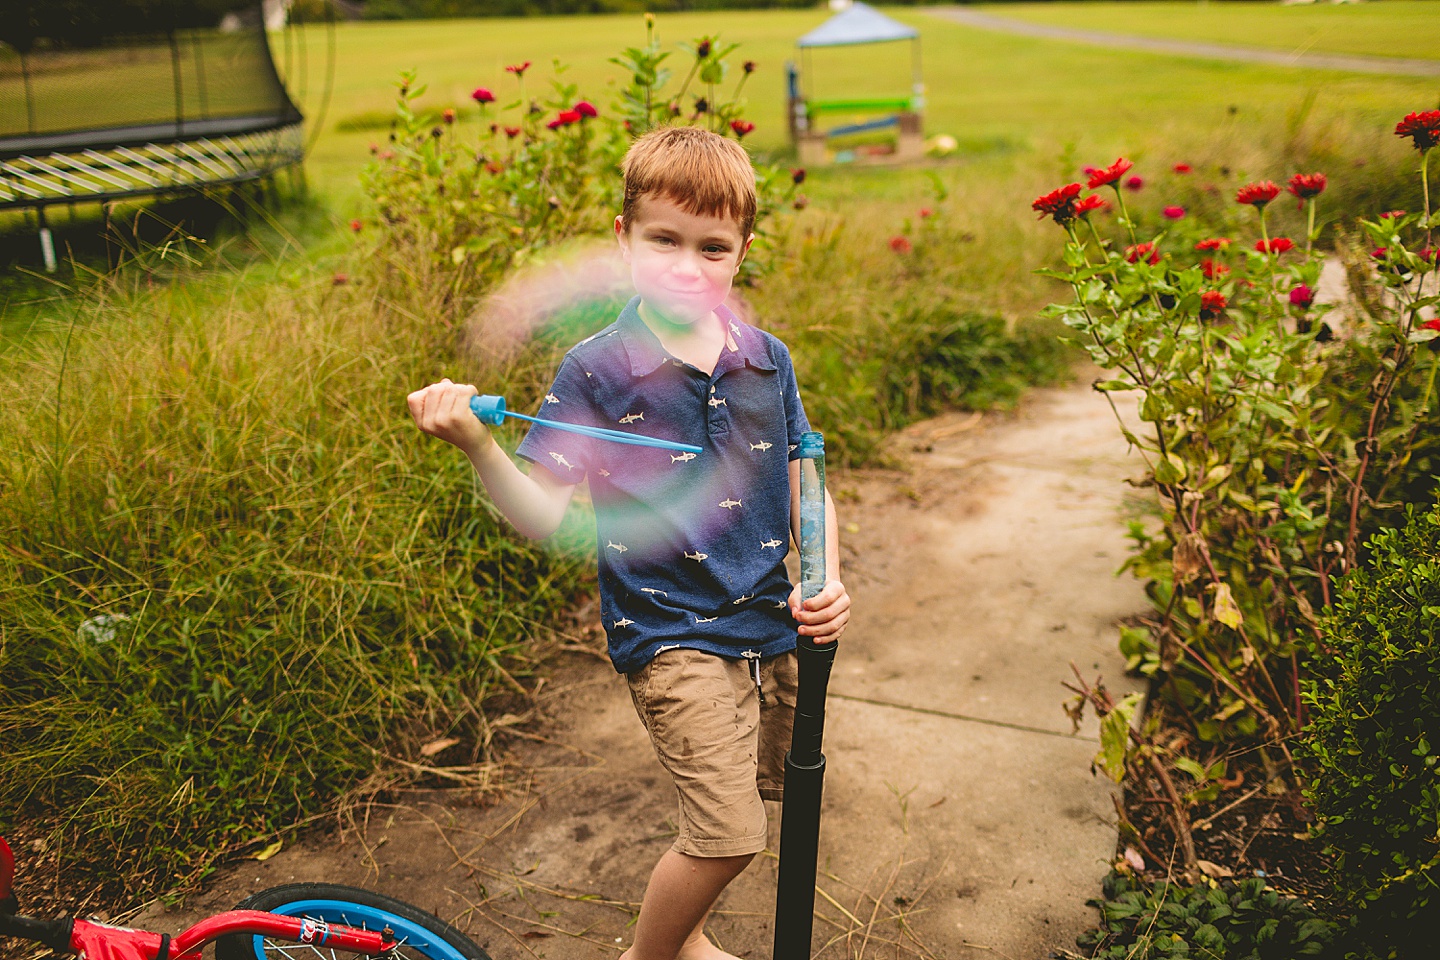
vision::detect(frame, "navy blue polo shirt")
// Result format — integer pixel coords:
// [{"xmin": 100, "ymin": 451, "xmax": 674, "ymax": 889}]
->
[{"xmin": 514, "ymin": 296, "xmax": 811, "ymax": 674}]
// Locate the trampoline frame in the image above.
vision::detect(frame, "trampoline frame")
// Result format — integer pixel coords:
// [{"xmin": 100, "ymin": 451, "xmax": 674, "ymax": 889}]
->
[{"xmin": 1, "ymin": 1, "xmax": 309, "ymax": 270}]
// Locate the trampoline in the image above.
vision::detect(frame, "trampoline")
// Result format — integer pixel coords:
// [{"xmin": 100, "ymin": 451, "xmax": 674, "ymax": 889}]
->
[{"xmin": 1, "ymin": 0, "xmax": 306, "ymax": 268}]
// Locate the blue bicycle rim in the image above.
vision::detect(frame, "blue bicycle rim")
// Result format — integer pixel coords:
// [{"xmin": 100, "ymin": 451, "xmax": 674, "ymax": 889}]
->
[{"xmin": 246, "ymin": 898, "xmax": 471, "ymax": 960}]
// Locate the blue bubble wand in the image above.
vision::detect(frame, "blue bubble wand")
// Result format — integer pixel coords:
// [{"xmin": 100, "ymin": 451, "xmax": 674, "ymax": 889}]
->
[{"xmin": 469, "ymin": 395, "xmax": 702, "ymax": 455}]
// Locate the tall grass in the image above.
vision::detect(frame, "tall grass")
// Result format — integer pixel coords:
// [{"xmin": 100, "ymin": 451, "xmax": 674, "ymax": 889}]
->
[{"xmin": 0, "ymin": 250, "xmax": 589, "ymax": 894}]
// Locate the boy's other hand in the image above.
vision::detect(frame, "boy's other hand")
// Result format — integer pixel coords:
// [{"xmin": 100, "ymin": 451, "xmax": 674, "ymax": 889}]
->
[
  {"xmin": 789, "ymin": 579, "xmax": 850, "ymax": 644},
  {"xmin": 407, "ymin": 379, "xmax": 491, "ymax": 455}
]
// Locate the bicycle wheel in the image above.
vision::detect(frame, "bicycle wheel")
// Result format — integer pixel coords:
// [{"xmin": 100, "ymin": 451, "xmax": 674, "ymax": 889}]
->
[{"xmin": 215, "ymin": 883, "xmax": 492, "ymax": 960}]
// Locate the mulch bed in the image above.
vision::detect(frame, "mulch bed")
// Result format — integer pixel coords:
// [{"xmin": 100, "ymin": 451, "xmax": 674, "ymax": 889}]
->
[{"xmin": 1118, "ymin": 717, "xmax": 1334, "ymax": 902}]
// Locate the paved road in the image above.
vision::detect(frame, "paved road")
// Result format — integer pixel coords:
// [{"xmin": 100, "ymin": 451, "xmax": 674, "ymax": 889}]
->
[{"xmin": 930, "ymin": 6, "xmax": 1440, "ymax": 77}]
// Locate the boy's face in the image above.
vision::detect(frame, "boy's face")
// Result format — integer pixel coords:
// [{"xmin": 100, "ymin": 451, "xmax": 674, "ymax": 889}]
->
[{"xmin": 615, "ymin": 194, "xmax": 753, "ymax": 328}]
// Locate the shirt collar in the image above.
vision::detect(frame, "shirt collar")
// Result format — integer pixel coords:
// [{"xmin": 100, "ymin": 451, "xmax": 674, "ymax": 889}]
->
[{"xmin": 616, "ymin": 296, "xmax": 776, "ymax": 377}]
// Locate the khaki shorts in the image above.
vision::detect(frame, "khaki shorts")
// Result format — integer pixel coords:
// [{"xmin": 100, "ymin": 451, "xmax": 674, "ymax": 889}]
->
[{"xmin": 626, "ymin": 647, "xmax": 798, "ymax": 858}]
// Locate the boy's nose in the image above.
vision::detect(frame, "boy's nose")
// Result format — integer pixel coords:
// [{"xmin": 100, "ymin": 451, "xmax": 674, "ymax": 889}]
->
[{"xmin": 672, "ymin": 251, "xmax": 703, "ymax": 278}]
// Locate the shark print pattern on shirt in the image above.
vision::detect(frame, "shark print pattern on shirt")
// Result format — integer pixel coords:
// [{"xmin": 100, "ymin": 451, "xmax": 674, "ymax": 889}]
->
[{"xmin": 513, "ymin": 296, "xmax": 812, "ymax": 674}]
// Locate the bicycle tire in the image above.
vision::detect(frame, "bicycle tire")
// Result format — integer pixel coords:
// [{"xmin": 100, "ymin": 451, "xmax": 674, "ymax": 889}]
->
[{"xmin": 215, "ymin": 883, "xmax": 492, "ymax": 960}]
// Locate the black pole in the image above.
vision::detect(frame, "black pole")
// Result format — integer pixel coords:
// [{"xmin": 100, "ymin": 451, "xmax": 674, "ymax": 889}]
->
[
  {"xmin": 169, "ymin": 30, "xmax": 185, "ymax": 138},
  {"xmin": 773, "ymin": 432, "xmax": 834, "ymax": 960}
]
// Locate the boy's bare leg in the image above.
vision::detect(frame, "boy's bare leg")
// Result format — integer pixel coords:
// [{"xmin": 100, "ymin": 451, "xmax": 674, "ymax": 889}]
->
[{"xmin": 621, "ymin": 849, "xmax": 755, "ymax": 960}]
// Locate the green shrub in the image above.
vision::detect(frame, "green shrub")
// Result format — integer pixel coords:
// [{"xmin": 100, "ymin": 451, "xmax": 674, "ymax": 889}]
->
[
  {"xmin": 1299, "ymin": 499, "xmax": 1440, "ymax": 954},
  {"xmin": 1078, "ymin": 871, "xmax": 1337, "ymax": 959}
]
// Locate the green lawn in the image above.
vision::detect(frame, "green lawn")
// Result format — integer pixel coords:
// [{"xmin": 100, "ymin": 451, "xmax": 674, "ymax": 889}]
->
[
  {"xmin": 281, "ymin": 6, "xmax": 1438, "ymax": 212},
  {"xmin": 982, "ymin": 0, "xmax": 1440, "ymax": 62}
]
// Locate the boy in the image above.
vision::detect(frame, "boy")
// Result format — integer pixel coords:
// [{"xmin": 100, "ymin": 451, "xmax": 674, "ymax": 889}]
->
[{"xmin": 407, "ymin": 126, "xmax": 850, "ymax": 960}]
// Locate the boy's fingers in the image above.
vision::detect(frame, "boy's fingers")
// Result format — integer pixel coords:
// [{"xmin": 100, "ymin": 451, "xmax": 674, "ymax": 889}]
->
[
  {"xmin": 802, "ymin": 580, "xmax": 848, "ymax": 612},
  {"xmin": 800, "ymin": 607, "xmax": 849, "ymax": 642}
]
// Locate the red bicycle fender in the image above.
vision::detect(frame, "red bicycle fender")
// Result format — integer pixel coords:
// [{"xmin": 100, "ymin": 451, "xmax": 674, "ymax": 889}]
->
[{"xmin": 0, "ymin": 836, "xmax": 14, "ymax": 903}]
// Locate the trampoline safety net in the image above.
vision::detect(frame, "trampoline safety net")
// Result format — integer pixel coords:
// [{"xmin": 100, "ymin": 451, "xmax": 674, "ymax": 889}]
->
[{"xmin": 0, "ymin": 0, "xmax": 304, "ymax": 210}]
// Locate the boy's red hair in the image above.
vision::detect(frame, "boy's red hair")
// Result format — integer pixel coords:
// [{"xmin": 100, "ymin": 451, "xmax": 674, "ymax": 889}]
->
[{"xmin": 620, "ymin": 126, "xmax": 757, "ymax": 239}]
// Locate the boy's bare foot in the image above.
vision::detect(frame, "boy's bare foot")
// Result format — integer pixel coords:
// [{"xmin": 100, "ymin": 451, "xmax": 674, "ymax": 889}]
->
[{"xmin": 676, "ymin": 933, "xmax": 744, "ymax": 960}]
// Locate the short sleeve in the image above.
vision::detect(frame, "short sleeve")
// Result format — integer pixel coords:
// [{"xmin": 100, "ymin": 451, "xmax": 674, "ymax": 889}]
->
[
  {"xmin": 514, "ymin": 354, "xmax": 598, "ymax": 483},
  {"xmin": 775, "ymin": 340, "xmax": 812, "ymax": 459}
]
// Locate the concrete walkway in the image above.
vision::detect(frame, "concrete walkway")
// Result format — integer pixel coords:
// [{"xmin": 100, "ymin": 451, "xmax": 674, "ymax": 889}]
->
[
  {"xmin": 142, "ymin": 375, "xmax": 1148, "ymax": 959},
  {"xmin": 930, "ymin": 6, "xmax": 1440, "ymax": 77}
]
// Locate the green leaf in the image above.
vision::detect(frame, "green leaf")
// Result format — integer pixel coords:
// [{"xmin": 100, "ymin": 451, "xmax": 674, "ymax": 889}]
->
[
  {"xmin": 1095, "ymin": 693, "xmax": 1143, "ymax": 783},
  {"xmin": 1213, "ymin": 583, "xmax": 1243, "ymax": 629}
]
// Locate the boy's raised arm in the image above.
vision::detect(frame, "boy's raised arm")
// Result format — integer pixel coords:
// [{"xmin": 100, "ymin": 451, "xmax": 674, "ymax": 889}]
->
[{"xmin": 407, "ymin": 379, "xmax": 577, "ymax": 540}]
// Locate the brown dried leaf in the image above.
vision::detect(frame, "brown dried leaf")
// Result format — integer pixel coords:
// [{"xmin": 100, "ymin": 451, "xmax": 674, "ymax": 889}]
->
[
  {"xmin": 1172, "ymin": 533, "xmax": 1208, "ymax": 582},
  {"xmin": 1197, "ymin": 859, "xmax": 1234, "ymax": 879},
  {"xmin": 419, "ymin": 737, "xmax": 461, "ymax": 758}
]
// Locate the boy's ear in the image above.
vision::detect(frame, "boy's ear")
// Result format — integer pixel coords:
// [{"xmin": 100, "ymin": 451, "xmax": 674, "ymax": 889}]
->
[
  {"xmin": 736, "ymin": 232, "xmax": 755, "ymax": 271},
  {"xmin": 614, "ymin": 214, "xmax": 631, "ymax": 261}
]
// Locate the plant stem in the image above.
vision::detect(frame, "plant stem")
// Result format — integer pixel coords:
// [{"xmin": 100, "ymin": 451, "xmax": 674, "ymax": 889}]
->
[{"xmin": 1424, "ymin": 148, "xmax": 1433, "ymax": 245}]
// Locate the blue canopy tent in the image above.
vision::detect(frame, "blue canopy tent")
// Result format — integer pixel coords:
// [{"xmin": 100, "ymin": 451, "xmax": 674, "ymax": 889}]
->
[{"xmin": 789, "ymin": 2, "xmax": 924, "ymax": 164}]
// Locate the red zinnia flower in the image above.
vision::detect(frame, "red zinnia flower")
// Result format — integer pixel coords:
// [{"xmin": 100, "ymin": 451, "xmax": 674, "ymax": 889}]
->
[
  {"xmin": 1032, "ymin": 183, "xmax": 1083, "ymax": 224},
  {"xmin": 1289, "ymin": 284, "xmax": 1315, "ymax": 308},
  {"xmin": 1173, "ymin": 163, "xmax": 1192, "ymax": 174},
  {"xmin": 1423, "ymin": 318, "xmax": 1440, "ymax": 333},
  {"xmin": 1200, "ymin": 290, "xmax": 1227, "ymax": 318},
  {"xmin": 573, "ymin": 101, "xmax": 598, "ymax": 118},
  {"xmin": 1074, "ymin": 195, "xmax": 1108, "ymax": 218},
  {"xmin": 471, "ymin": 87, "xmax": 495, "ymax": 104},
  {"xmin": 504, "ymin": 126, "xmax": 521, "ymax": 138},
  {"xmin": 1125, "ymin": 242, "xmax": 1161, "ymax": 265},
  {"xmin": 1380, "ymin": 210, "xmax": 1407, "ymax": 219},
  {"xmin": 1236, "ymin": 181, "xmax": 1281, "ymax": 208},
  {"xmin": 1125, "ymin": 175, "xmax": 1144, "ymax": 191},
  {"xmin": 1395, "ymin": 110, "xmax": 1440, "ymax": 152},
  {"xmin": 1201, "ymin": 258, "xmax": 1228, "ymax": 280},
  {"xmin": 1163, "ymin": 205, "xmax": 1186, "ymax": 220},
  {"xmin": 918, "ymin": 207, "xmax": 933, "ymax": 219},
  {"xmin": 349, "ymin": 219, "xmax": 362, "ymax": 233},
  {"xmin": 889, "ymin": 236, "xmax": 913, "ymax": 254},
  {"xmin": 791, "ymin": 167, "xmax": 806, "ymax": 185},
  {"xmin": 730, "ymin": 119, "xmax": 755, "ymax": 138},
  {"xmin": 505, "ymin": 62, "xmax": 531, "ymax": 76},
  {"xmin": 332, "ymin": 272, "xmax": 349, "ymax": 286},
  {"xmin": 1086, "ymin": 158, "xmax": 1134, "ymax": 190},
  {"xmin": 1418, "ymin": 247, "xmax": 1438, "ymax": 264},
  {"xmin": 552, "ymin": 109, "xmax": 582, "ymax": 127},
  {"xmin": 1372, "ymin": 247, "xmax": 1389, "ymax": 260},
  {"xmin": 1287, "ymin": 172, "xmax": 1327, "ymax": 200},
  {"xmin": 1196, "ymin": 238, "xmax": 1232, "ymax": 252},
  {"xmin": 1255, "ymin": 237, "xmax": 1295, "ymax": 254}
]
